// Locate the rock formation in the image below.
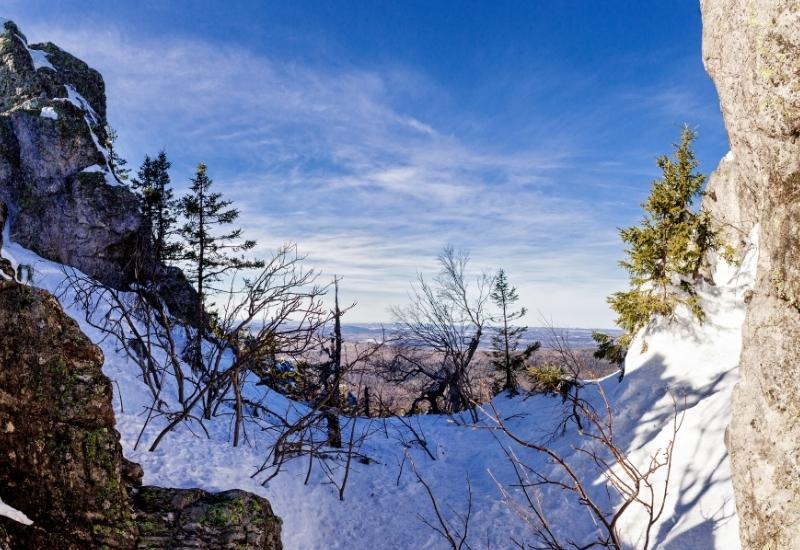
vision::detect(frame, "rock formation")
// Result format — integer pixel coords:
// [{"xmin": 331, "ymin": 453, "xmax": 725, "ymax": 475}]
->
[
  {"xmin": 0, "ymin": 249, "xmax": 139, "ymax": 547},
  {"xmin": 134, "ymin": 487, "xmax": 283, "ymax": 549},
  {"xmin": 0, "ymin": 19, "xmax": 141, "ymax": 288},
  {"xmin": 701, "ymin": 1, "xmax": 800, "ymax": 547},
  {"xmin": 0, "ymin": 19, "xmax": 199, "ymax": 323}
]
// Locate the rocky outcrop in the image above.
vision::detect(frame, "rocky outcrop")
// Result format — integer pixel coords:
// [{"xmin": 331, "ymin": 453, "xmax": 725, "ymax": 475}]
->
[
  {"xmin": 0, "ymin": 19, "xmax": 142, "ymax": 288},
  {"xmin": 0, "ymin": 18, "xmax": 281, "ymax": 549},
  {"xmin": 0, "ymin": 270, "xmax": 282, "ymax": 548},
  {"xmin": 0, "ymin": 19, "xmax": 200, "ymax": 323},
  {"xmin": 0, "ymin": 278, "xmax": 138, "ymax": 548},
  {"xmin": 134, "ymin": 487, "xmax": 283, "ymax": 549},
  {"xmin": 0, "ymin": 182, "xmax": 278, "ymax": 547},
  {"xmin": 701, "ymin": 1, "xmax": 800, "ymax": 548}
]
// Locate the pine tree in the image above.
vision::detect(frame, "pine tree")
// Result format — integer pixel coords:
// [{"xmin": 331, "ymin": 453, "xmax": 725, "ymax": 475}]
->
[
  {"xmin": 131, "ymin": 151, "xmax": 181, "ymax": 267},
  {"xmin": 608, "ymin": 126, "xmax": 717, "ymax": 348},
  {"xmin": 131, "ymin": 154, "xmax": 155, "ymax": 229},
  {"xmin": 490, "ymin": 269, "xmax": 540, "ymax": 395},
  {"xmin": 178, "ymin": 163, "xmax": 264, "ymax": 373}
]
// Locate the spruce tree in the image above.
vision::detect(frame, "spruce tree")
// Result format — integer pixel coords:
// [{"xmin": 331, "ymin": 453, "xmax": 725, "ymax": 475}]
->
[
  {"xmin": 608, "ymin": 126, "xmax": 717, "ymax": 348},
  {"xmin": 131, "ymin": 151, "xmax": 181, "ymax": 268},
  {"xmin": 178, "ymin": 163, "xmax": 264, "ymax": 371},
  {"xmin": 131, "ymin": 154, "xmax": 155, "ymax": 228},
  {"xmin": 490, "ymin": 269, "xmax": 540, "ymax": 395}
]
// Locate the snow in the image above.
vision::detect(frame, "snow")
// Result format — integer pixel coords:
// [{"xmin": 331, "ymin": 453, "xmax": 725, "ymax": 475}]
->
[
  {"xmin": 0, "ymin": 220, "xmax": 759, "ymax": 549},
  {"xmin": 0, "ymin": 496, "xmax": 33, "ymax": 526},
  {"xmin": 53, "ymin": 85, "xmax": 118, "ymax": 184},
  {"xmin": 2, "ymin": 17, "xmax": 54, "ymax": 71},
  {"xmin": 81, "ymin": 164, "xmax": 107, "ymax": 174},
  {"xmin": 39, "ymin": 106, "xmax": 58, "ymax": 120},
  {"xmin": 60, "ymin": 85, "xmax": 98, "ymax": 123},
  {"xmin": 27, "ymin": 47, "xmax": 54, "ymax": 71}
]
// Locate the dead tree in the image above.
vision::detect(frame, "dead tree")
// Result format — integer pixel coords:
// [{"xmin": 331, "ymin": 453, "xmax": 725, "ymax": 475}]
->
[
  {"xmin": 204, "ymin": 244, "xmax": 329, "ymax": 446},
  {"xmin": 61, "ymin": 269, "xmax": 191, "ymax": 416},
  {"xmin": 406, "ymin": 451, "xmax": 473, "ymax": 550},
  {"xmin": 388, "ymin": 247, "xmax": 493, "ymax": 419}
]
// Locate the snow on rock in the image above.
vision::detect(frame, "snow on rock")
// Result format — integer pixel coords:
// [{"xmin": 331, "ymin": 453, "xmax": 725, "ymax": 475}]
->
[
  {"xmin": 0, "ymin": 496, "xmax": 33, "ymax": 526},
  {"xmin": 39, "ymin": 106, "xmax": 58, "ymax": 120},
  {"xmin": 61, "ymin": 85, "xmax": 99, "ymax": 123},
  {"xmin": 53, "ymin": 84, "xmax": 115, "ymax": 180},
  {"xmin": 80, "ymin": 164, "xmax": 106, "ymax": 173},
  {"xmin": 2, "ymin": 17, "xmax": 54, "ymax": 71},
  {"xmin": 26, "ymin": 47, "xmax": 53, "ymax": 71},
  {"xmin": 0, "ymin": 223, "xmax": 758, "ymax": 549}
]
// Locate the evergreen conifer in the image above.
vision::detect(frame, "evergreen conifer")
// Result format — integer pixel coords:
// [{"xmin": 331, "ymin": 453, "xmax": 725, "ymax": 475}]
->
[
  {"xmin": 608, "ymin": 126, "xmax": 717, "ymax": 348},
  {"xmin": 490, "ymin": 269, "xmax": 540, "ymax": 394}
]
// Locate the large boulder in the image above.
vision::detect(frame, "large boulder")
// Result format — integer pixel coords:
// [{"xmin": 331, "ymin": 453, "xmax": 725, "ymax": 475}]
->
[
  {"xmin": 0, "ymin": 277, "xmax": 139, "ymax": 548},
  {"xmin": 701, "ymin": 1, "xmax": 800, "ymax": 548}
]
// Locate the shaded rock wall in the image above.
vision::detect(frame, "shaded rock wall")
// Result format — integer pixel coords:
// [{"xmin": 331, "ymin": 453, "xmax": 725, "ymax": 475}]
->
[
  {"xmin": 0, "ymin": 203, "xmax": 11, "ymax": 278},
  {"xmin": 701, "ymin": 1, "xmax": 800, "ymax": 547}
]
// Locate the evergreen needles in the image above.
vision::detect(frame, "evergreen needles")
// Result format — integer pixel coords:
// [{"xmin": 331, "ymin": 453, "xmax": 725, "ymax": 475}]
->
[{"xmin": 608, "ymin": 126, "xmax": 718, "ymax": 348}]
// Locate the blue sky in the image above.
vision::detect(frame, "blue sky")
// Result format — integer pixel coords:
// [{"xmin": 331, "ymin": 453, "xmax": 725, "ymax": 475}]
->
[{"xmin": 7, "ymin": 1, "xmax": 728, "ymax": 327}]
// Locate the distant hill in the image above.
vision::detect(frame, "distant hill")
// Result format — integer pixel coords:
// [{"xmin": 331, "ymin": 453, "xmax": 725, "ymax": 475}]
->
[{"xmin": 339, "ymin": 323, "xmax": 622, "ymax": 349}]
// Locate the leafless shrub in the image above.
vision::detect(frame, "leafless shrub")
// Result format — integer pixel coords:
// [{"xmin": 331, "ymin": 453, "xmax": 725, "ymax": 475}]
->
[
  {"xmin": 387, "ymin": 247, "xmax": 493, "ymax": 420},
  {"xmin": 406, "ymin": 450, "xmax": 473, "ymax": 550},
  {"xmin": 480, "ymin": 362, "xmax": 683, "ymax": 549}
]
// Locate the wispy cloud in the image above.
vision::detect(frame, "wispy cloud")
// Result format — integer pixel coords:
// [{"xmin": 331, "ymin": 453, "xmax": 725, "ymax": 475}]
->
[{"xmin": 18, "ymin": 20, "xmax": 629, "ymax": 326}]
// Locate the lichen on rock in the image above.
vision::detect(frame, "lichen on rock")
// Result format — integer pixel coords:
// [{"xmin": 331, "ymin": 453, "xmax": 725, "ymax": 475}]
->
[
  {"xmin": 701, "ymin": 0, "xmax": 800, "ymax": 547},
  {"xmin": 134, "ymin": 487, "xmax": 283, "ymax": 550},
  {"xmin": 0, "ymin": 278, "xmax": 138, "ymax": 548}
]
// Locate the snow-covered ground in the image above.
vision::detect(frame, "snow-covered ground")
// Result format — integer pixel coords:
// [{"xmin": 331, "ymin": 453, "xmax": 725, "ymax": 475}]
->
[{"xmin": 0, "ymin": 221, "xmax": 757, "ymax": 549}]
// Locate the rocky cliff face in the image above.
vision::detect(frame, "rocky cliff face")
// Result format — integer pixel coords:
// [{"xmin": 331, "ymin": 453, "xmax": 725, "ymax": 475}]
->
[
  {"xmin": 701, "ymin": 1, "xmax": 800, "ymax": 547},
  {"xmin": 0, "ymin": 262, "xmax": 139, "ymax": 547},
  {"xmin": 0, "ymin": 19, "xmax": 143, "ymax": 288},
  {"xmin": 0, "ymin": 19, "xmax": 199, "ymax": 323}
]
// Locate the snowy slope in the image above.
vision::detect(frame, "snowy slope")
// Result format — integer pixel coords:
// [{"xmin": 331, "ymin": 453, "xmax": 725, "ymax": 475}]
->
[{"xmin": 0, "ymin": 221, "xmax": 757, "ymax": 549}]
